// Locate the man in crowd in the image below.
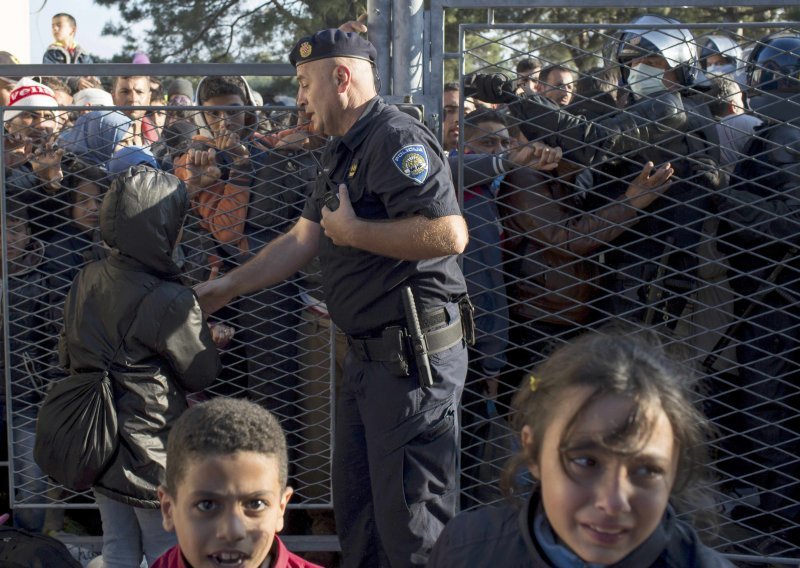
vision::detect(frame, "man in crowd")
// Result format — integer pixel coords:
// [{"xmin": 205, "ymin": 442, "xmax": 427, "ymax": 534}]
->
[
  {"xmin": 441, "ymin": 81, "xmax": 476, "ymax": 152},
  {"xmin": 534, "ymin": 64, "xmax": 575, "ymax": 107},
  {"xmin": 112, "ymin": 76, "xmax": 157, "ymax": 145}
]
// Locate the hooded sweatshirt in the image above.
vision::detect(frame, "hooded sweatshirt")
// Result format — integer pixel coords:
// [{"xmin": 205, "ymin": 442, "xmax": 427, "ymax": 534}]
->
[{"xmin": 59, "ymin": 110, "xmax": 132, "ymax": 168}]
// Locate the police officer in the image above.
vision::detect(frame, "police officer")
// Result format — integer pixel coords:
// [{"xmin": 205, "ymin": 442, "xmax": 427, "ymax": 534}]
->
[
  {"xmin": 697, "ymin": 33, "xmax": 746, "ymax": 87},
  {"xmin": 717, "ymin": 32, "xmax": 800, "ymax": 540},
  {"xmin": 196, "ymin": 29, "xmax": 470, "ymax": 567},
  {"xmin": 589, "ymin": 16, "xmax": 724, "ymax": 332}
]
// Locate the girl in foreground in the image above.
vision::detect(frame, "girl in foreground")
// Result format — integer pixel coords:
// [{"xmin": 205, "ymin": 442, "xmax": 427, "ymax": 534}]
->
[{"xmin": 429, "ymin": 332, "xmax": 733, "ymax": 567}]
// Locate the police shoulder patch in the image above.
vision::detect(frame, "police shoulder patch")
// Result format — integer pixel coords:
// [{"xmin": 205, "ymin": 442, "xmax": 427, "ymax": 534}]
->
[{"xmin": 392, "ymin": 144, "xmax": 429, "ymax": 185}]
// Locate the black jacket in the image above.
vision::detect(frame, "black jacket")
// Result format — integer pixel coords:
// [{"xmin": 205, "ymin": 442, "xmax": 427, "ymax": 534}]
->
[
  {"xmin": 428, "ymin": 491, "xmax": 733, "ymax": 567},
  {"xmin": 59, "ymin": 166, "xmax": 220, "ymax": 508}
]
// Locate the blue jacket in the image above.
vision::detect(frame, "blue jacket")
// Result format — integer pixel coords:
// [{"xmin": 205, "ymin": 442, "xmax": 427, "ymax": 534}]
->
[
  {"xmin": 42, "ymin": 43, "xmax": 94, "ymax": 92},
  {"xmin": 449, "ymin": 153, "xmax": 509, "ymax": 375}
]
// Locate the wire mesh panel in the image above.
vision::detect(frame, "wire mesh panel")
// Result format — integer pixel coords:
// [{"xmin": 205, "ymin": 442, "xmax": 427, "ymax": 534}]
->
[
  {"xmin": 1, "ymin": 78, "xmax": 336, "ymax": 532},
  {"xmin": 457, "ymin": 19, "xmax": 800, "ymax": 562}
]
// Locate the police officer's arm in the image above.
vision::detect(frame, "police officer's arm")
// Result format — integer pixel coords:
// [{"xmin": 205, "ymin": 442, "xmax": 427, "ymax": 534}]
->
[
  {"xmin": 321, "ymin": 185, "xmax": 468, "ymax": 260},
  {"xmin": 195, "ymin": 216, "xmax": 321, "ymax": 315}
]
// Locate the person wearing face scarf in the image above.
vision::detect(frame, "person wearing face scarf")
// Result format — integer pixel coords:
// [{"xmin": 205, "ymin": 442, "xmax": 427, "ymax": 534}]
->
[{"xmin": 583, "ymin": 16, "xmax": 726, "ymax": 339}]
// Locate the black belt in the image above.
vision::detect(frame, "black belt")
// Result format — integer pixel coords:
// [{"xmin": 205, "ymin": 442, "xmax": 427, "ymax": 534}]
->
[{"xmin": 347, "ymin": 318, "xmax": 463, "ymax": 363}]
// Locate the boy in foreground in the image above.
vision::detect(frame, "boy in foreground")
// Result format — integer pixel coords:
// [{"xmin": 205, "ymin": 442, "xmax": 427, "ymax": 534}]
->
[{"xmin": 153, "ymin": 398, "xmax": 322, "ymax": 568}]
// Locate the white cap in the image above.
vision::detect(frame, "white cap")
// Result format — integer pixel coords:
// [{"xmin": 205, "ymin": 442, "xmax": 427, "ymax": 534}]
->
[{"xmin": 73, "ymin": 88, "xmax": 114, "ymax": 107}]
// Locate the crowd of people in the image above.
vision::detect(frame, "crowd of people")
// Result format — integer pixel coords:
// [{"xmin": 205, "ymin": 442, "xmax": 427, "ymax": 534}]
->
[
  {"xmin": 0, "ymin": 9, "xmax": 798, "ymax": 568},
  {"xmin": 451, "ymin": 19, "xmax": 800, "ymax": 558}
]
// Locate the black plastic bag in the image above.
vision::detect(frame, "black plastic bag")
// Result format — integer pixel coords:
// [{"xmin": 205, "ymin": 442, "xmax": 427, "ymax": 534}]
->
[
  {"xmin": 0, "ymin": 525, "xmax": 81, "ymax": 567},
  {"xmin": 34, "ymin": 371, "xmax": 118, "ymax": 491}
]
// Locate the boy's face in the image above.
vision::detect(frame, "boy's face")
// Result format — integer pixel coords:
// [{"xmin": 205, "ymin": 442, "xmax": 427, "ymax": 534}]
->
[
  {"xmin": 203, "ymin": 94, "xmax": 247, "ymax": 137},
  {"xmin": 52, "ymin": 17, "xmax": 75, "ymax": 44},
  {"xmin": 159, "ymin": 452, "xmax": 292, "ymax": 568}
]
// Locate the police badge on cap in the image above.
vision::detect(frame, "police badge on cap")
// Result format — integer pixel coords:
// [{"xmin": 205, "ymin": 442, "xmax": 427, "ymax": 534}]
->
[{"xmin": 289, "ymin": 29, "xmax": 377, "ymax": 67}]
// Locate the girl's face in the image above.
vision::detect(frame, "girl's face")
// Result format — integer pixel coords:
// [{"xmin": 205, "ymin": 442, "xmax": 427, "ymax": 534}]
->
[
  {"xmin": 71, "ymin": 181, "xmax": 102, "ymax": 233},
  {"xmin": 523, "ymin": 386, "xmax": 679, "ymax": 565}
]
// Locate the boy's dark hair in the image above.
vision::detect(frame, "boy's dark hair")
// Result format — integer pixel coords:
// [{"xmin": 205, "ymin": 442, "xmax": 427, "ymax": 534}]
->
[
  {"xmin": 444, "ymin": 81, "xmax": 459, "ymax": 94},
  {"xmin": 165, "ymin": 398, "xmax": 288, "ymax": 493},
  {"xmin": 53, "ymin": 13, "xmax": 77, "ymax": 28},
  {"xmin": 516, "ymin": 57, "xmax": 540, "ymax": 74},
  {"xmin": 198, "ymin": 76, "xmax": 248, "ymax": 104}
]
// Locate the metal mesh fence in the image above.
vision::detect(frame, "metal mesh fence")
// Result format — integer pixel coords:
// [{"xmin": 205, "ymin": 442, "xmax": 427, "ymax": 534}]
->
[
  {"xmin": 1, "ymin": 94, "xmax": 337, "ymax": 522},
  {"xmin": 0, "ymin": 16, "xmax": 798, "ymax": 563},
  {"xmin": 457, "ymin": 19, "xmax": 800, "ymax": 563}
]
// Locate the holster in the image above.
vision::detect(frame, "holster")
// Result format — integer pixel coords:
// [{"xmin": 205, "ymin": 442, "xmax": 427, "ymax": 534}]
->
[
  {"xmin": 347, "ymin": 318, "xmax": 465, "ymax": 378},
  {"xmin": 459, "ymin": 295, "xmax": 477, "ymax": 346}
]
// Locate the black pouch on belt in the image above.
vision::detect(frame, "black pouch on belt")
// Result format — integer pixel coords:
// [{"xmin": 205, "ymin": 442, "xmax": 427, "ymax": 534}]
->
[
  {"xmin": 383, "ymin": 326, "xmax": 411, "ymax": 377},
  {"xmin": 459, "ymin": 295, "xmax": 476, "ymax": 346}
]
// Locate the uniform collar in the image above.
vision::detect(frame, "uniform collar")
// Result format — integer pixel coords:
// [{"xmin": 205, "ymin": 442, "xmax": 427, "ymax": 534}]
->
[{"xmin": 340, "ymin": 95, "xmax": 383, "ymax": 152}]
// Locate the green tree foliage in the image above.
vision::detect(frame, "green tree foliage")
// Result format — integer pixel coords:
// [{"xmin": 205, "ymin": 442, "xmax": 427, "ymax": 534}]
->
[{"xmin": 94, "ymin": 0, "xmax": 366, "ymax": 62}]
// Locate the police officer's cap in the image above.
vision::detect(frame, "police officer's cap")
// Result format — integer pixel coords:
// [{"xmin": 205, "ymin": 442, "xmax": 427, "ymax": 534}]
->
[{"xmin": 290, "ymin": 29, "xmax": 377, "ymax": 68}]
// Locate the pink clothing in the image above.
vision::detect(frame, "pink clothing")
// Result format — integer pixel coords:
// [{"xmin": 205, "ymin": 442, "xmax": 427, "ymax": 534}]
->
[{"xmin": 150, "ymin": 537, "xmax": 323, "ymax": 568}]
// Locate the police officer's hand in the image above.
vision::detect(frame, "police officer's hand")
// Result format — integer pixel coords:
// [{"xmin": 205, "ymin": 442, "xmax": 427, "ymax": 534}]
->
[
  {"xmin": 195, "ymin": 273, "xmax": 236, "ymax": 316},
  {"xmin": 339, "ymin": 14, "xmax": 368, "ymax": 34},
  {"xmin": 625, "ymin": 161, "xmax": 674, "ymax": 209},
  {"xmin": 320, "ymin": 184, "xmax": 356, "ymax": 246}
]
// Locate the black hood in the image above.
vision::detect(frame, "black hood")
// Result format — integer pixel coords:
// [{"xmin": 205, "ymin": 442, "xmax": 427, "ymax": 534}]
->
[{"xmin": 100, "ymin": 166, "xmax": 188, "ymax": 275}]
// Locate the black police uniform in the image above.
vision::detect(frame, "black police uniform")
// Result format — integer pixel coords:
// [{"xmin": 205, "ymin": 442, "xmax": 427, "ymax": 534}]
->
[{"xmin": 292, "ymin": 30, "xmax": 469, "ymax": 568}]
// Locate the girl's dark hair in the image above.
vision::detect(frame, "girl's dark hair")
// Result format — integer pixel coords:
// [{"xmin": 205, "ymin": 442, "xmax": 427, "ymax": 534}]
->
[
  {"xmin": 63, "ymin": 158, "xmax": 109, "ymax": 204},
  {"xmin": 502, "ymin": 330, "xmax": 714, "ymax": 517}
]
